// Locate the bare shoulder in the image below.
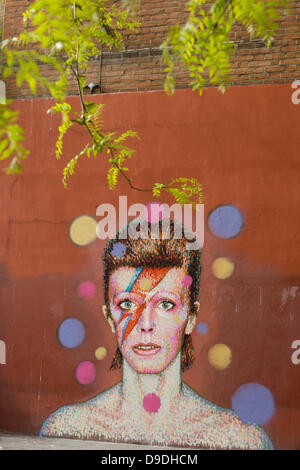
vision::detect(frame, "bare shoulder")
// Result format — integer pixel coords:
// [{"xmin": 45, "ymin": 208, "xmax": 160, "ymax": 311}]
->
[
  {"xmin": 181, "ymin": 383, "xmax": 273, "ymax": 450},
  {"xmin": 40, "ymin": 383, "xmax": 122, "ymax": 440}
]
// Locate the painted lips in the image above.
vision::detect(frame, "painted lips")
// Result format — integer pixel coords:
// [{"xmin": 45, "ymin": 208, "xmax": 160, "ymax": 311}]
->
[{"xmin": 132, "ymin": 343, "xmax": 161, "ymax": 356}]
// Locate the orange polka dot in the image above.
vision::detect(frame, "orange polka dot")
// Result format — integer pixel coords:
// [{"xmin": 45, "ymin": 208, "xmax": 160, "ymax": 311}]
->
[{"xmin": 138, "ymin": 278, "xmax": 152, "ymax": 291}]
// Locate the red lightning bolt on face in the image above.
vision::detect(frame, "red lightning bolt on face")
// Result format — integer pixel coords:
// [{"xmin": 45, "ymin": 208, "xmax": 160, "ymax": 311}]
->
[{"xmin": 118, "ymin": 267, "xmax": 170, "ymax": 345}]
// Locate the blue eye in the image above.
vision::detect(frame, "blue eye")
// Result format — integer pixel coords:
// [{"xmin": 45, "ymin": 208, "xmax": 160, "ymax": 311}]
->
[
  {"xmin": 119, "ymin": 300, "xmax": 135, "ymax": 310},
  {"xmin": 158, "ymin": 300, "xmax": 175, "ymax": 311}
]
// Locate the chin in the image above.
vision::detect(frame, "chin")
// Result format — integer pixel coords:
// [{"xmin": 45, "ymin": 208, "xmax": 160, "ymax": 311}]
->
[{"xmin": 136, "ymin": 365, "xmax": 165, "ymax": 374}]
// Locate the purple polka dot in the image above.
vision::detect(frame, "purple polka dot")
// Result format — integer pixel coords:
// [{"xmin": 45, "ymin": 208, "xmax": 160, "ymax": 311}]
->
[
  {"xmin": 143, "ymin": 393, "xmax": 161, "ymax": 413},
  {"xmin": 75, "ymin": 361, "xmax": 96, "ymax": 385},
  {"xmin": 183, "ymin": 275, "xmax": 193, "ymax": 287},
  {"xmin": 58, "ymin": 318, "xmax": 85, "ymax": 348},
  {"xmin": 208, "ymin": 204, "xmax": 244, "ymax": 239},
  {"xmin": 197, "ymin": 322, "xmax": 208, "ymax": 335},
  {"xmin": 111, "ymin": 242, "xmax": 126, "ymax": 257},
  {"xmin": 77, "ymin": 281, "xmax": 96, "ymax": 299},
  {"xmin": 145, "ymin": 202, "xmax": 164, "ymax": 223},
  {"xmin": 232, "ymin": 383, "xmax": 275, "ymax": 425}
]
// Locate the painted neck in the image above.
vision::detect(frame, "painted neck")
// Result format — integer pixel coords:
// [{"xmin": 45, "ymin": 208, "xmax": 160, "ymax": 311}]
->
[{"xmin": 121, "ymin": 353, "xmax": 182, "ymax": 420}]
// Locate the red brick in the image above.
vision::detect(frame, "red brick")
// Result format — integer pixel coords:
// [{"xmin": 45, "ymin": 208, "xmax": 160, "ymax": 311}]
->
[{"xmin": 3, "ymin": 0, "xmax": 300, "ymax": 98}]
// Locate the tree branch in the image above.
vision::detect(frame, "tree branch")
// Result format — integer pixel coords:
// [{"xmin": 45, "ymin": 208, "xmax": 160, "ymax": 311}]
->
[{"xmin": 212, "ymin": 0, "xmax": 233, "ymax": 31}]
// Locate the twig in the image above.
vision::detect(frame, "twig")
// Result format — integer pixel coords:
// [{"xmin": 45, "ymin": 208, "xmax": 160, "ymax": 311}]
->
[{"xmin": 212, "ymin": 0, "xmax": 233, "ymax": 31}]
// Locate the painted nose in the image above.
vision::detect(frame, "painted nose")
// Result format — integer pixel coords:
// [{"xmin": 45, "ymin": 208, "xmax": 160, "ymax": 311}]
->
[
  {"xmin": 137, "ymin": 304, "xmax": 155, "ymax": 334},
  {"xmin": 139, "ymin": 324, "xmax": 154, "ymax": 334}
]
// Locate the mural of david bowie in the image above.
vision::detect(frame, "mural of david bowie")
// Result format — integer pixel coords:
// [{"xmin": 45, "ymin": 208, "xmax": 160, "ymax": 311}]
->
[{"xmin": 41, "ymin": 220, "xmax": 273, "ymax": 450}]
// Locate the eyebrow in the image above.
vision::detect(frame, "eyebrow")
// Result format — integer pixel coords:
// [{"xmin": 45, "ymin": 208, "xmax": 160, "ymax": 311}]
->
[
  {"xmin": 144, "ymin": 290, "xmax": 181, "ymax": 303},
  {"xmin": 112, "ymin": 292, "xmax": 144, "ymax": 303},
  {"xmin": 110, "ymin": 269, "xmax": 143, "ymax": 301}
]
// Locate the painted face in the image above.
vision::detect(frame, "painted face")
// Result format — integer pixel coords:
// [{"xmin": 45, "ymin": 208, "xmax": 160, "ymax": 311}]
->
[{"xmin": 108, "ymin": 266, "xmax": 192, "ymax": 373}]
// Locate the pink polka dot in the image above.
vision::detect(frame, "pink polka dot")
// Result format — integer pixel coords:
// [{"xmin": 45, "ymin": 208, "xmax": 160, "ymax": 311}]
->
[
  {"xmin": 75, "ymin": 361, "xmax": 96, "ymax": 385},
  {"xmin": 77, "ymin": 281, "xmax": 96, "ymax": 299},
  {"xmin": 183, "ymin": 275, "xmax": 193, "ymax": 287},
  {"xmin": 145, "ymin": 202, "xmax": 164, "ymax": 223},
  {"xmin": 143, "ymin": 393, "xmax": 161, "ymax": 413}
]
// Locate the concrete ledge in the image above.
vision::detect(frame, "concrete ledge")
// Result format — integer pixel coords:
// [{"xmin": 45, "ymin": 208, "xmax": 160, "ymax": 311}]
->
[{"xmin": 0, "ymin": 433, "xmax": 186, "ymax": 450}]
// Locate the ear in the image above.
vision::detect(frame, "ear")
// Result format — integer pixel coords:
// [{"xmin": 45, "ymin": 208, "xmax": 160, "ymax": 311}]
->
[
  {"xmin": 102, "ymin": 305, "xmax": 116, "ymax": 333},
  {"xmin": 185, "ymin": 302, "xmax": 200, "ymax": 335}
]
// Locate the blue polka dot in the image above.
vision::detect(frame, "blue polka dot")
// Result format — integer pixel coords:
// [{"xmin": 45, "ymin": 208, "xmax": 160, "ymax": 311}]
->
[
  {"xmin": 208, "ymin": 205, "xmax": 244, "ymax": 239},
  {"xmin": 58, "ymin": 318, "xmax": 86, "ymax": 348},
  {"xmin": 111, "ymin": 242, "xmax": 126, "ymax": 257},
  {"xmin": 197, "ymin": 322, "xmax": 209, "ymax": 335},
  {"xmin": 232, "ymin": 383, "xmax": 275, "ymax": 425}
]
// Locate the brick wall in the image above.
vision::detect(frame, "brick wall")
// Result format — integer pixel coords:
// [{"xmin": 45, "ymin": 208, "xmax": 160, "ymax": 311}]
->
[
  {"xmin": 0, "ymin": 0, "xmax": 5, "ymax": 35},
  {"xmin": 0, "ymin": 0, "xmax": 6, "ymax": 69},
  {"xmin": 2, "ymin": 0, "xmax": 300, "ymax": 98}
]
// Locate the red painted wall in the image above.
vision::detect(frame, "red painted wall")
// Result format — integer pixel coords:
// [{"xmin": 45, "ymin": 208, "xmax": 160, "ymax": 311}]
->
[{"xmin": 0, "ymin": 84, "xmax": 299, "ymax": 449}]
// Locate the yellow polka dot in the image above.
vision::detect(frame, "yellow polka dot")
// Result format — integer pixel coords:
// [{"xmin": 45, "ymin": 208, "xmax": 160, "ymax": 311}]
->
[
  {"xmin": 95, "ymin": 347, "xmax": 107, "ymax": 360},
  {"xmin": 212, "ymin": 257, "xmax": 235, "ymax": 279},
  {"xmin": 174, "ymin": 315, "xmax": 181, "ymax": 324},
  {"xmin": 138, "ymin": 278, "xmax": 152, "ymax": 291},
  {"xmin": 208, "ymin": 344, "xmax": 232, "ymax": 370},
  {"xmin": 69, "ymin": 215, "xmax": 97, "ymax": 246}
]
